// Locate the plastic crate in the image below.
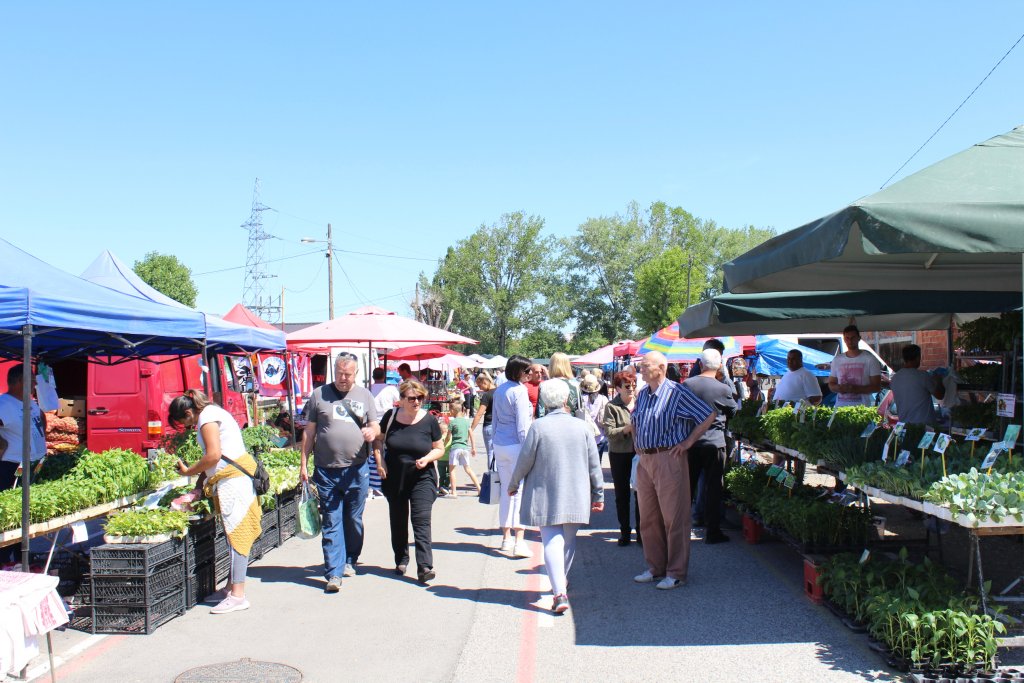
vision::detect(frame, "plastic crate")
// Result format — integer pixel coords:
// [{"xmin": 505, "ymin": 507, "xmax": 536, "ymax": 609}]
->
[
  {"xmin": 187, "ymin": 516, "xmax": 217, "ymax": 542},
  {"xmin": 30, "ymin": 550, "xmax": 90, "ymax": 597},
  {"xmin": 90, "ymin": 538, "xmax": 184, "ymax": 576},
  {"xmin": 90, "ymin": 589, "xmax": 186, "ymax": 635},
  {"xmin": 261, "ymin": 525, "xmax": 281, "ymax": 552},
  {"xmin": 186, "ymin": 535, "xmax": 217, "ymax": 570},
  {"xmin": 91, "ymin": 559, "xmax": 185, "ymax": 605},
  {"xmin": 215, "ymin": 554, "xmax": 230, "ymax": 584},
  {"xmin": 186, "ymin": 561, "xmax": 217, "ymax": 609},
  {"xmin": 260, "ymin": 510, "xmax": 278, "ymax": 533}
]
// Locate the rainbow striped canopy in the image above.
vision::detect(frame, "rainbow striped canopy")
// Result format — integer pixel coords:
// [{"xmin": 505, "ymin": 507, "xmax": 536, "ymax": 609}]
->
[{"xmin": 639, "ymin": 322, "xmax": 755, "ymax": 362}]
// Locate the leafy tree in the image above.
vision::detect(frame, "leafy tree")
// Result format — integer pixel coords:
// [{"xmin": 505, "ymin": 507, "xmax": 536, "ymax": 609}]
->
[
  {"xmin": 634, "ymin": 247, "xmax": 689, "ymax": 333},
  {"xmin": 423, "ymin": 212, "xmax": 558, "ymax": 355},
  {"xmin": 133, "ymin": 252, "xmax": 198, "ymax": 307}
]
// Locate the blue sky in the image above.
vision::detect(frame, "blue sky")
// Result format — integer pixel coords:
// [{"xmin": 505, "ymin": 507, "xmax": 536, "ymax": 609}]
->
[{"xmin": 2, "ymin": 3, "xmax": 1022, "ymax": 324}]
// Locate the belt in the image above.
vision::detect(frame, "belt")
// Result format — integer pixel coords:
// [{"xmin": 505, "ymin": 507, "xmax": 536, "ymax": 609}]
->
[{"xmin": 636, "ymin": 446, "xmax": 675, "ymax": 455}]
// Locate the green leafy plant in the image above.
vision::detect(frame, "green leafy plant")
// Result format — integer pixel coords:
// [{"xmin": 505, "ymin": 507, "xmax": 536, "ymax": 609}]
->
[{"xmin": 104, "ymin": 508, "xmax": 189, "ymax": 538}]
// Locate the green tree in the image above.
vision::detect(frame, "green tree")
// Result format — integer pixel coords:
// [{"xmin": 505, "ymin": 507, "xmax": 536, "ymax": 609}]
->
[
  {"xmin": 634, "ymin": 247, "xmax": 689, "ymax": 333},
  {"xmin": 423, "ymin": 212, "xmax": 558, "ymax": 355},
  {"xmin": 133, "ymin": 252, "xmax": 198, "ymax": 307}
]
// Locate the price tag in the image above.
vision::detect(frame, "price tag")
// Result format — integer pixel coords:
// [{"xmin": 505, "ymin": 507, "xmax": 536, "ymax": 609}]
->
[
  {"xmin": 880, "ymin": 440, "xmax": 890, "ymax": 463},
  {"xmin": 981, "ymin": 443, "xmax": 1005, "ymax": 470},
  {"xmin": 70, "ymin": 520, "xmax": 89, "ymax": 544},
  {"xmin": 860, "ymin": 423, "xmax": 878, "ymax": 439},
  {"xmin": 932, "ymin": 433, "xmax": 952, "ymax": 454},
  {"xmin": 965, "ymin": 427, "xmax": 987, "ymax": 442},
  {"xmin": 775, "ymin": 470, "xmax": 789, "ymax": 483},
  {"xmin": 895, "ymin": 450, "xmax": 911, "ymax": 467},
  {"xmin": 1003, "ymin": 425, "xmax": 1021, "ymax": 446},
  {"xmin": 859, "ymin": 549, "xmax": 871, "ymax": 564},
  {"xmin": 798, "ymin": 402, "xmax": 808, "ymax": 424},
  {"xmin": 766, "ymin": 465, "xmax": 782, "ymax": 478},
  {"xmin": 784, "ymin": 474, "xmax": 796, "ymax": 489},
  {"xmin": 917, "ymin": 431, "xmax": 937, "ymax": 450},
  {"xmin": 827, "ymin": 411, "xmax": 837, "ymax": 429},
  {"xmin": 997, "ymin": 393, "xmax": 1016, "ymax": 418}
]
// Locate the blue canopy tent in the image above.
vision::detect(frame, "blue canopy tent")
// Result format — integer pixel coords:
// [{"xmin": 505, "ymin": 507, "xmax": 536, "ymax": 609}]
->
[
  {"xmin": 750, "ymin": 337, "xmax": 834, "ymax": 377},
  {"xmin": 80, "ymin": 250, "xmax": 286, "ymax": 354},
  {"xmin": 0, "ymin": 238, "xmax": 220, "ymax": 571}
]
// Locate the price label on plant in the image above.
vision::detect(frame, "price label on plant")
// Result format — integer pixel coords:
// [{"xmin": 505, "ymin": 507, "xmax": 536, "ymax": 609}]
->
[
  {"xmin": 1003, "ymin": 424, "xmax": 1021, "ymax": 447},
  {"xmin": 917, "ymin": 431, "xmax": 936, "ymax": 450},
  {"xmin": 892, "ymin": 422, "xmax": 906, "ymax": 437},
  {"xmin": 932, "ymin": 433, "xmax": 952, "ymax": 454},
  {"xmin": 766, "ymin": 465, "xmax": 782, "ymax": 478},
  {"xmin": 859, "ymin": 549, "xmax": 871, "ymax": 564},
  {"xmin": 895, "ymin": 450, "xmax": 911, "ymax": 467},
  {"xmin": 880, "ymin": 440, "xmax": 890, "ymax": 463},
  {"xmin": 775, "ymin": 470, "xmax": 789, "ymax": 483},
  {"xmin": 860, "ymin": 423, "xmax": 878, "ymax": 439},
  {"xmin": 981, "ymin": 443, "xmax": 1005, "ymax": 470},
  {"xmin": 70, "ymin": 520, "xmax": 89, "ymax": 543},
  {"xmin": 997, "ymin": 393, "xmax": 1016, "ymax": 418},
  {"xmin": 783, "ymin": 474, "xmax": 796, "ymax": 489},
  {"xmin": 964, "ymin": 427, "xmax": 987, "ymax": 442}
]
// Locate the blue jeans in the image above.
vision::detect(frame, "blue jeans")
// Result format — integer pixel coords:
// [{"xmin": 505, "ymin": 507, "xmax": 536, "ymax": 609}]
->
[
  {"xmin": 482, "ymin": 424, "xmax": 495, "ymax": 469},
  {"xmin": 313, "ymin": 459, "xmax": 369, "ymax": 579}
]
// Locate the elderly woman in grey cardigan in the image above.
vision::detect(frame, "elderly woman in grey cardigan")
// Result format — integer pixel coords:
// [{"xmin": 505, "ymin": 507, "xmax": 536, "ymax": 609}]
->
[{"xmin": 509, "ymin": 379, "xmax": 604, "ymax": 615}]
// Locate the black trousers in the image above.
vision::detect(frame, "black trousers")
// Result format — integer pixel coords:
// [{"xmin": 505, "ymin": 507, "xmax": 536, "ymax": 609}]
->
[
  {"xmin": 386, "ymin": 465, "xmax": 438, "ymax": 571},
  {"xmin": 688, "ymin": 443, "xmax": 726, "ymax": 535},
  {"xmin": 608, "ymin": 451, "xmax": 641, "ymax": 539}
]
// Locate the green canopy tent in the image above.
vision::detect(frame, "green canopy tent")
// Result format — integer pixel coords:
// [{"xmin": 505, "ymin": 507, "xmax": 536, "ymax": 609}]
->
[
  {"xmin": 722, "ymin": 125, "xmax": 1024, "ymax": 296},
  {"xmin": 678, "ymin": 290, "xmax": 1021, "ymax": 337}
]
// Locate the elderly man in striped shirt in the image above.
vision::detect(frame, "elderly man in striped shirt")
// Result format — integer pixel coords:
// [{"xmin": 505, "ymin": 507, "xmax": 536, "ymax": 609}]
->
[{"xmin": 631, "ymin": 351, "xmax": 716, "ymax": 590}]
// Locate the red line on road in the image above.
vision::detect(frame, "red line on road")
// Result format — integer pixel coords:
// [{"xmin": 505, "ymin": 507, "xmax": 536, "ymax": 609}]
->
[
  {"xmin": 53, "ymin": 634, "xmax": 126, "ymax": 681},
  {"xmin": 516, "ymin": 535, "xmax": 544, "ymax": 683}
]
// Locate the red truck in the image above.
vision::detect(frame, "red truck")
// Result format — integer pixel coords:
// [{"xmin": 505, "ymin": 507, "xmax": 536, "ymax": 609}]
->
[{"xmin": 0, "ymin": 355, "xmax": 251, "ymax": 456}]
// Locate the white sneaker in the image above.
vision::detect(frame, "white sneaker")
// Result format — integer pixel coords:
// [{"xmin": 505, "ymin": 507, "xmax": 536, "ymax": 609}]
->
[
  {"xmin": 513, "ymin": 542, "xmax": 532, "ymax": 559},
  {"xmin": 656, "ymin": 577, "xmax": 685, "ymax": 590},
  {"xmin": 634, "ymin": 570, "xmax": 664, "ymax": 584},
  {"xmin": 500, "ymin": 538, "xmax": 514, "ymax": 553},
  {"xmin": 342, "ymin": 563, "xmax": 356, "ymax": 577},
  {"xmin": 210, "ymin": 594, "xmax": 250, "ymax": 614}
]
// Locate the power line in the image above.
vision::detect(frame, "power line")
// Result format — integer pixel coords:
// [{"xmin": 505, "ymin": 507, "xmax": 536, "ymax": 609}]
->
[
  {"xmin": 880, "ymin": 30, "xmax": 1024, "ymax": 189},
  {"xmin": 336, "ymin": 248, "xmax": 437, "ymax": 262},
  {"xmin": 282, "ymin": 258, "xmax": 325, "ymax": 294},
  {"xmin": 194, "ymin": 250, "xmax": 319, "ymax": 276}
]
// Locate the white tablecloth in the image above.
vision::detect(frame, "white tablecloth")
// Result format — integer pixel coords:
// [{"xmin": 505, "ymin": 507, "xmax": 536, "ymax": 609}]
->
[{"xmin": 0, "ymin": 570, "xmax": 68, "ymax": 674}]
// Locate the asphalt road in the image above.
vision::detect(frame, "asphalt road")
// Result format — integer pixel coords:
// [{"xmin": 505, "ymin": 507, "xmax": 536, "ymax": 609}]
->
[{"xmin": 30, "ymin": 443, "xmax": 899, "ymax": 683}]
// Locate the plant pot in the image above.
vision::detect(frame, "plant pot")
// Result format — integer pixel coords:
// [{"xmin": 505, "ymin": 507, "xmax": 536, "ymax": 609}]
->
[
  {"xmin": 742, "ymin": 514, "xmax": 763, "ymax": 544},
  {"xmin": 103, "ymin": 533, "xmax": 175, "ymax": 544},
  {"xmin": 803, "ymin": 557, "xmax": 824, "ymax": 604}
]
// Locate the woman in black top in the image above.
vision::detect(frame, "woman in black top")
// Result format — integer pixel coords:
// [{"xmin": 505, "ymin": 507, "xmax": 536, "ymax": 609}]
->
[
  {"xmin": 469, "ymin": 372, "xmax": 496, "ymax": 468},
  {"xmin": 374, "ymin": 379, "xmax": 444, "ymax": 583}
]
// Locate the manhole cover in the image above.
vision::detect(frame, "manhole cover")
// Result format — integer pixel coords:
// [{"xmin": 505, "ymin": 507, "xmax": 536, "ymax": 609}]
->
[{"xmin": 175, "ymin": 658, "xmax": 302, "ymax": 683}]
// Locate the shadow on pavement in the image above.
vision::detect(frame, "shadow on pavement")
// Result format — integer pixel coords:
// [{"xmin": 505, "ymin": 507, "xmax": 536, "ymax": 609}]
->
[
  {"xmin": 247, "ymin": 563, "xmax": 325, "ymax": 590},
  {"xmin": 427, "ymin": 583, "xmax": 548, "ymax": 614}
]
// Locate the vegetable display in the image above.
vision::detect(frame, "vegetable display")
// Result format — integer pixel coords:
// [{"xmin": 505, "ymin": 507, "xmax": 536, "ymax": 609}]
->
[{"xmin": 104, "ymin": 508, "xmax": 190, "ymax": 538}]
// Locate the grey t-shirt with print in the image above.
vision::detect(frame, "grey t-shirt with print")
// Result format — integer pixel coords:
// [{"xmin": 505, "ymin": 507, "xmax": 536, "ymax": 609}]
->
[{"xmin": 306, "ymin": 384, "xmax": 379, "ymax": 468}]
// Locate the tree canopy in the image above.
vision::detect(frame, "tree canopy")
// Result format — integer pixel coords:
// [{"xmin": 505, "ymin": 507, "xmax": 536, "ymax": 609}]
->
[{"xmin": 133, "ymin": 251, "xmax": 198, "ymax": 308}]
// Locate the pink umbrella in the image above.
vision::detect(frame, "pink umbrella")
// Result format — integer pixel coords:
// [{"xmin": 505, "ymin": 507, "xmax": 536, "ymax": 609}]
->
[
  {"xmin": 287, "ymin": 306, "xmax": 477, "ymax": 347},
  {"xmin": 387, "ymin": 344, "xmax": 464, "ymax": 361},
  {"xmin": 572, "ymin": 343, "xmax": 616, "ymax": 365}
]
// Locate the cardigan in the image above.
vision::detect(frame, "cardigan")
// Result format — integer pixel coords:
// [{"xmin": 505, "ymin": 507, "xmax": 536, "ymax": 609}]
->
[
  {"xmin": 603, "ymin": 395, "xmax": 634, "ymax": 454},
  {"xmin": 510, "ymin": 410, "xmax": 604, "ymax": 527}
]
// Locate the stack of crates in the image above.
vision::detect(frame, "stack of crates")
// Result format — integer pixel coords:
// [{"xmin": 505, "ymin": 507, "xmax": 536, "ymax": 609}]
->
[
  {"xmin": 251, "ymin": 506, "xmax": 281, "ymax": 563},
  {"xmin": 185, "ymin": 517, "xmax": 218, "ymax": 608},
  {"xmin": 214, "ymin": 517, "xmax": 230, "ymax": 585},
  {"xmin": 278, "ymin": 490, "xmax": 299, "ymax": 543},
  {"xmin": 84, "ymin": 538, "xmax": 186, "ymax": 634}
]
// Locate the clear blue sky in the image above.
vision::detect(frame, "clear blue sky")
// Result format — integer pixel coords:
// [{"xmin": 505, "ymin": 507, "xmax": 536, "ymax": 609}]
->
[{"xmin": 2, "ymin": 3, "xmax": 1022, "ymax": 324}]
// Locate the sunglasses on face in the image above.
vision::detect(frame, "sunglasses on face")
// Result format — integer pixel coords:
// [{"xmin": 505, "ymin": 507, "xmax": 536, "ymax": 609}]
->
[{"xmin": 403, "ymin": 395, "xmax": 424, "ymax": 402}]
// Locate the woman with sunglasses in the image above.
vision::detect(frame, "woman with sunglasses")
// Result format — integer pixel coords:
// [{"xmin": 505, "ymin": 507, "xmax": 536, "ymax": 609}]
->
[
  {"xmin": 374, "ymin": 380, "xmax": 444, "ymax": 583},
  {"xmin": 602, "ymin": 370, "xmax": 641, "ymax": 546}
]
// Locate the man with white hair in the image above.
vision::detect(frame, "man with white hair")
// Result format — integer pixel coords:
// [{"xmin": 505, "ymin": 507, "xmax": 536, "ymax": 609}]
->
[
  {"xmin": 683, "ymin": 349, "xmax": 737, "ymax": 545},
  {"xmin": 632, "ymin": 351, "xmax": 715, "ymax": 590}
]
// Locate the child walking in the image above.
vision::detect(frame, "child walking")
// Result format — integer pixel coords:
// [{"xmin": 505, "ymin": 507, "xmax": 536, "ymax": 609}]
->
[{"xmin": 447, "ymin": 397, "xmax": 481, "ymax": 497}]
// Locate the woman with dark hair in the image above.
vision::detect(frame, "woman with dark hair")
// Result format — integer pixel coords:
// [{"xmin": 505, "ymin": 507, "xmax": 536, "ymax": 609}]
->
[
  {"xmin": 169, "ymin": 389, "xmax": 262, "ymax": 614},
  {"xmin": 470, "ymin": 372, "xmax": 496, "ymax": 468},
  {"xmin": 490, "ymin": 354, "xmax": 534, "ymax": 558},
  {"xmin": 602, "ymin": 370, "xmax": 641, "ymax": 546},
  {"xmin": 373, "ymin": 380, "xmax": 445, "ymax": 582}
]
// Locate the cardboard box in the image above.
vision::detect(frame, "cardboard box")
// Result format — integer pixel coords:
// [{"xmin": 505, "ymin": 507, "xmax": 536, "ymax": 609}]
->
[{"xmin": 57, "ymin": 398, "xmax": 86, "ymax": 418}]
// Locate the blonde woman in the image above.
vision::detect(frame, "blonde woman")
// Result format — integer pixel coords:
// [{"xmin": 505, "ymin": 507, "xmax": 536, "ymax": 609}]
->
[
  {"xmin": 549, "ymin": 352, "xmax": 583, "ymax": 417},
  {"xmin": 470, "ymin": 372, "xmax": 496, "ymax": 469}
]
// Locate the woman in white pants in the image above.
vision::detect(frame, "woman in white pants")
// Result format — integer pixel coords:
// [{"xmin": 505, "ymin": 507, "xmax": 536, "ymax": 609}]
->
[
  {"xmin": 509, "ymin": 380, "xmax": 604, "ymax": 614},
  {"xmin": 489, "ymin": 355, "xmax": 534, "ymax": 558}
]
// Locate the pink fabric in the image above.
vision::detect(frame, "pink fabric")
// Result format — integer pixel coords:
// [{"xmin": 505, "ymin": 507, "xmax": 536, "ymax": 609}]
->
[{"xmin": 286, "ymin": 308, "xmax": 477, "ymax": 347}]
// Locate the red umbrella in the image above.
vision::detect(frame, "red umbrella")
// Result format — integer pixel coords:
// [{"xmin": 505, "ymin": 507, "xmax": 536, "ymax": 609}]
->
[{"xmin": 387, "ymin": 344, "xmax": 464, "ymax": 361}]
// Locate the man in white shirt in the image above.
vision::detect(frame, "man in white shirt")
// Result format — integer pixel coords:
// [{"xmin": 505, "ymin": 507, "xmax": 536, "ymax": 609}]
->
[
  {"xmin": 828, "ymin": 325, "xmax": 882, "ymax": 407},
  {"xmin": 0, "ymin": 364, "xmax": 46, "ymax": 490},
  {"xmin": 369, "ymin": 367, "xmax": 400, "ymax": 413},
  {"xmin": 773, "ymin": 350, "xmax": 822, "ymax": 405}
]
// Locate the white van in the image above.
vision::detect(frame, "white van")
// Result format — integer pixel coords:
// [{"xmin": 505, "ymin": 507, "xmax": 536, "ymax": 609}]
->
[{"xmin": 764, "ymin": 334, "xmax": 894, "ymax": 380}]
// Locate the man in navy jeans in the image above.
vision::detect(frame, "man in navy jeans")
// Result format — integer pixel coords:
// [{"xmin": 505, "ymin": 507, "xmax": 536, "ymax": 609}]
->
[{"xmin": 301, "ymin": 355, "xmax": 380, "ymax": 593}]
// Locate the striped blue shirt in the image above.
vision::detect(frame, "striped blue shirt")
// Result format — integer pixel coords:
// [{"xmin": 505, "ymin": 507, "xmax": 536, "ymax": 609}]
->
[{"xmin": 633, "ymin": 379, "xmax": 714, "ymax": 450}]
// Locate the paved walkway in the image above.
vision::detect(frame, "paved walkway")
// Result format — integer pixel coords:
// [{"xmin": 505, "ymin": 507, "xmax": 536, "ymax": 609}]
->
[{"xmin": 28, "ymin": 447, "xmax": 899, "ymax": 683}]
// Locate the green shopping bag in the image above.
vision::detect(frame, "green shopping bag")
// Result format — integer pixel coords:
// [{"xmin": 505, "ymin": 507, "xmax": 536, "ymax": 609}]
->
[{"xmin": 296, "ymin": 482, "xmax": 321, "ymax": 539}]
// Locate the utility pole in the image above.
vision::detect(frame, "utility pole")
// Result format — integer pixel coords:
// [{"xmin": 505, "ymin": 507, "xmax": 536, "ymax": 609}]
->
[{"xmin": 327, "ymin": 223, "xmax": 334, "ymax": 320}]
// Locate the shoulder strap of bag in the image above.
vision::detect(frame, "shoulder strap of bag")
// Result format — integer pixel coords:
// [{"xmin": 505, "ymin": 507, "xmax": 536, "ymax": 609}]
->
[
  {"xmin": 338, "ymin": 397, "xmax": 366, "ymax": 428},
  {"xmin": 220, "ymin": 454, "xmax": 256, "ymax": 480}
]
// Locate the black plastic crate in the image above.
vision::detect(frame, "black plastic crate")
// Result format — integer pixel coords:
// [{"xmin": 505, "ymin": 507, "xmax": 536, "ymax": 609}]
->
[
  {"xmin": 186, "ymin": 535, "xmax": 217, "ymax": 570},
  {"xmin": 90, "ymin": 538, "xmax": 184, "ymax": 576},
  {"xmin": 185, "ymin": 561, "xmax": 217, "ymax": 609},
  {"xmin": 187, "ymin": 516, "xmax": 217, "ymax": 542},
  {"xmin": 30, "ymin": 550, "xmax": 90, "ymax": 597},
  {"xmin": 261, "ymin": 525, "xmax": 281, "ymax": 552},
  {"xmin": 90, "ymin": 589, "xmax": 186, "ymax": 635},
  {"xmin": 215, "ymin": 554, "xmax": 230, "ymax": 584},
  {"xmin": 260, "ymin": 510, "xmax": 278, "ymax": 533},
  {"xmin": 91, "ymin": 559, "xmax": 185, "ymax": 605}
]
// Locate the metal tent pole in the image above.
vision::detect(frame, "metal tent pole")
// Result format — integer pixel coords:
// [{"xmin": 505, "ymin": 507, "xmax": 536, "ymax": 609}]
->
[{"xmin": 21, "ymin": 324, "xmax": 32, "ymax": 572}]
